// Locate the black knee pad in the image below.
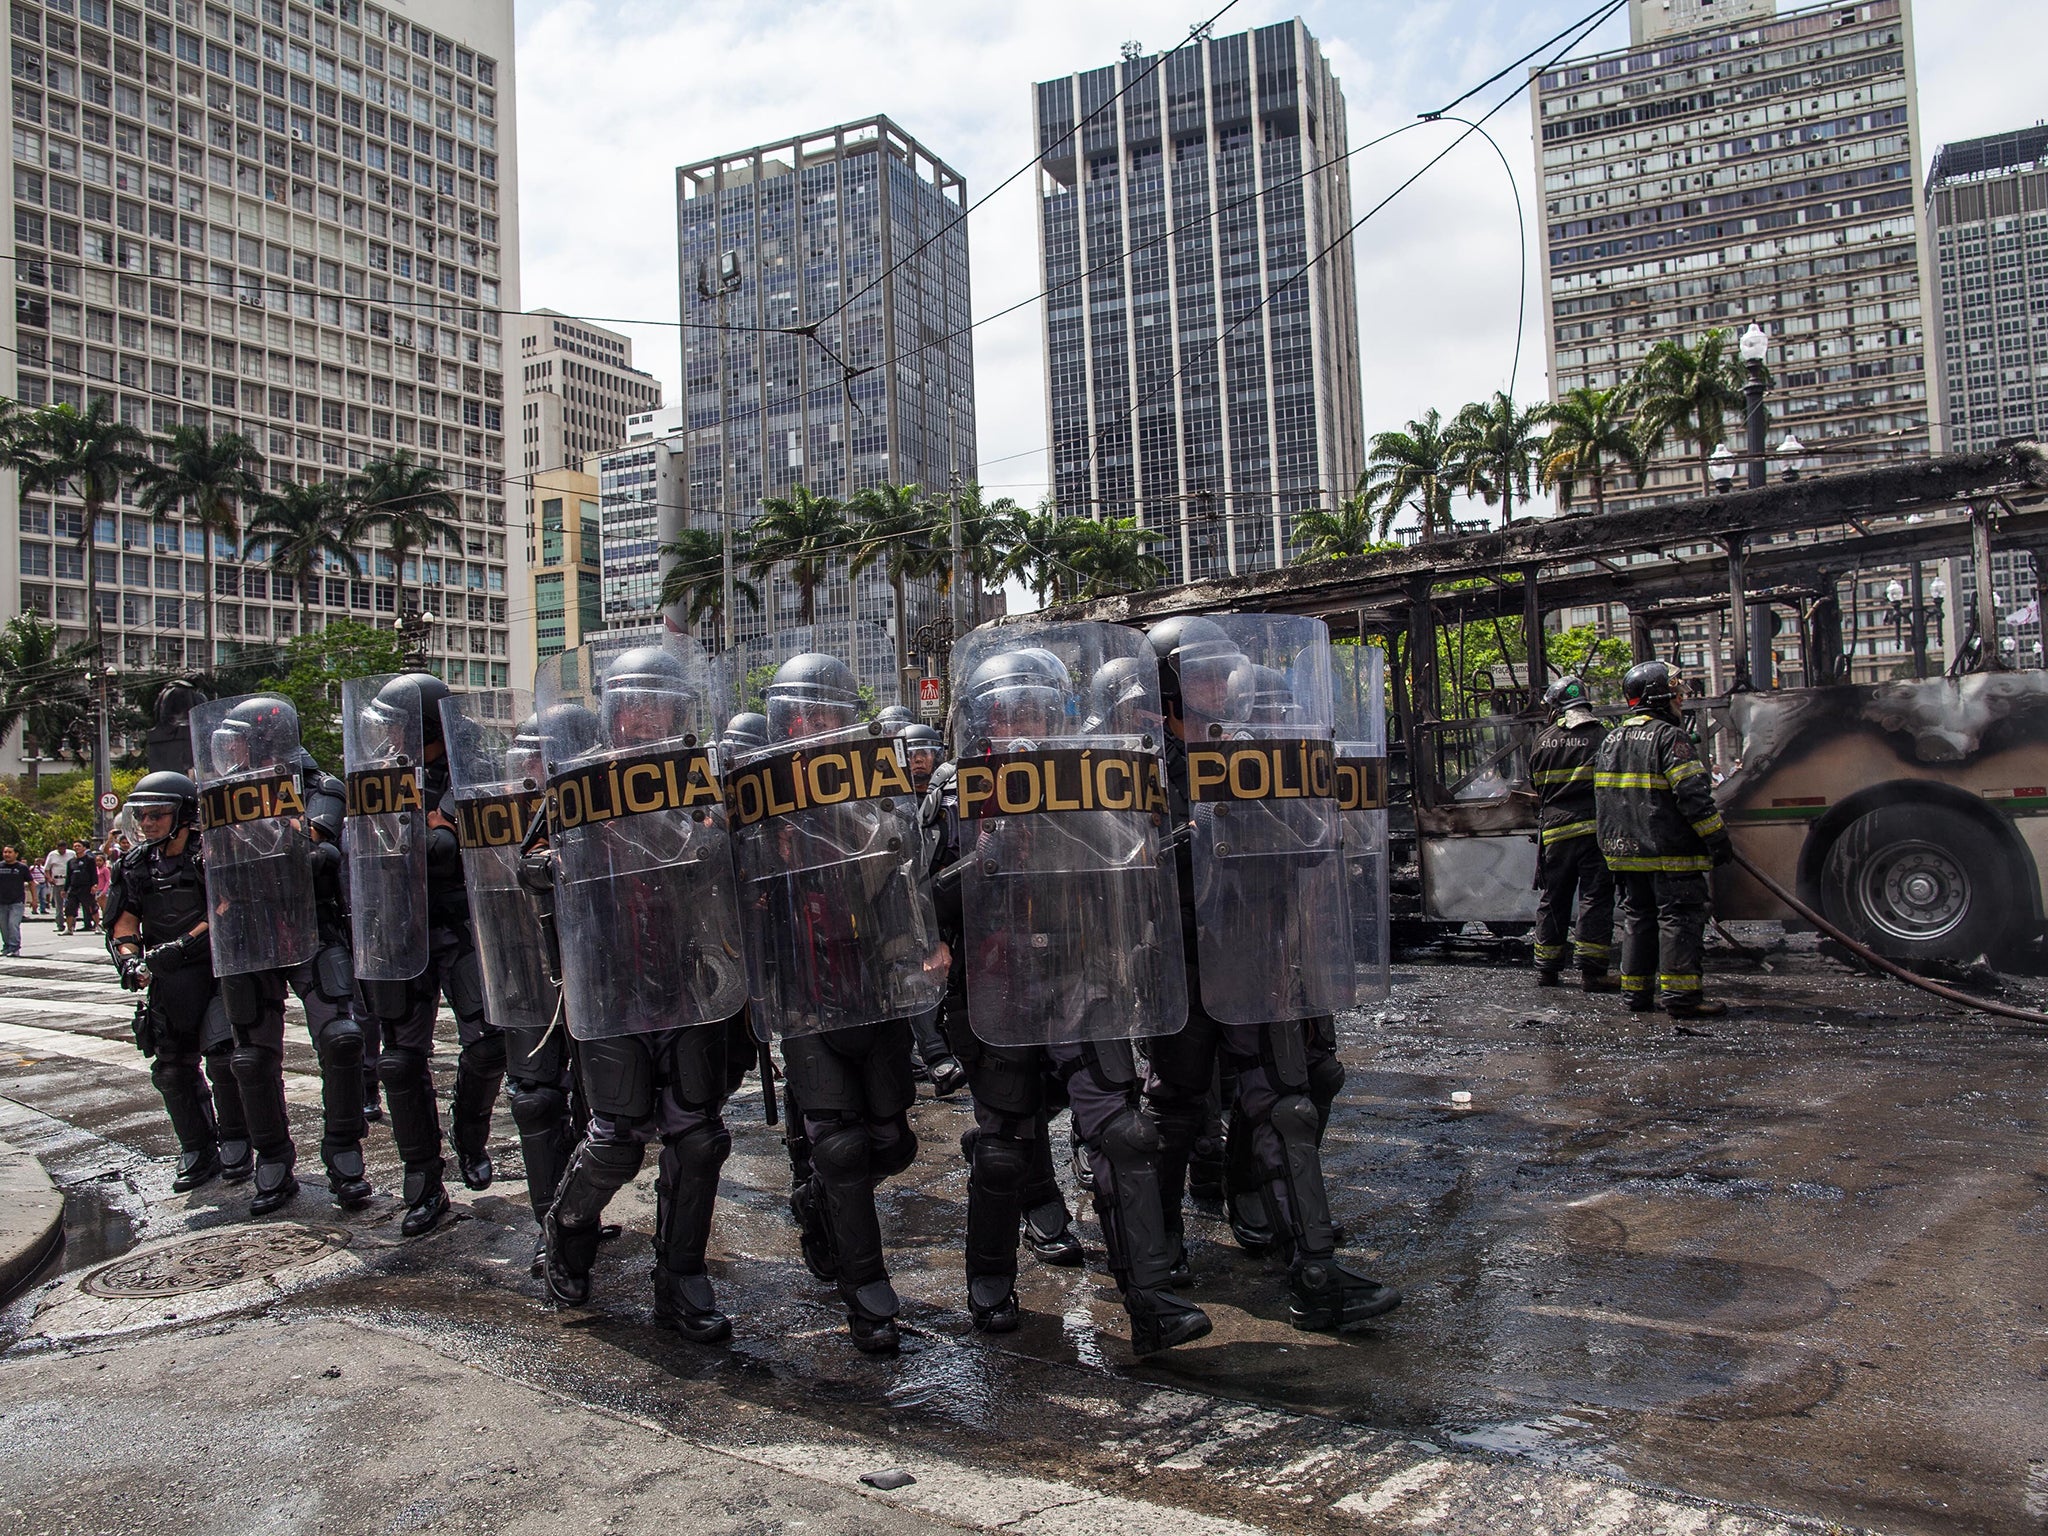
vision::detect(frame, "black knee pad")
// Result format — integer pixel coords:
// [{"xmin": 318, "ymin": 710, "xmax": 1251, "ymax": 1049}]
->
[
  {"xmin": 1307, "ymin": 1052, "xmax": 1345, "ymax": 1114},
  {"xmin": 310, "ymin": 1013, "xmax": 364, "ymax": 1072},
  {"xmin": 1097, "ymin": 1107, "xmax": 1162, "ymax": 1167},
  {"xmin": 661, "ymin": 1119, "xmax": 731, "ymax": 1178},
  {"xmin": 1269, "ymin": 1092, "xmax": 1320, "ymax": 1150},
  {"xmin": 809, "ymin": 1122, "xmax": 870, "ymax": 1186},
  {"xmin": 870, "ymin": 1118, "xmax": 918, "ymax": 1182},
  {"xmin": 580, "ymin": 1132, "xmax": 649, "ymax": 1186},
  {"xmin": 971, "ymin": 1131, "xmax": 1032, "ymax": 1195},
  {"xmin": 506, "ymin": 1081, "xmax": 569, "ymax": 1136},
  {"xmin": 379, "ymin": 1044, "xmax": 431, "ymax": 1086},
  {"xmin": 460, "ymin": 1029, "xmax": 507, "ymax": 1078},
  {"xmin": 230, "ymin": 1041, "xmax": 281, "ymax": 1078}
]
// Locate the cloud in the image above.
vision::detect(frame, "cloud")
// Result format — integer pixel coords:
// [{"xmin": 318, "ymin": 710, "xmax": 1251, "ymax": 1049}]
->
[{"xmin": 513, "ymin": 0, "xmax": 2033, "ymax": 528}]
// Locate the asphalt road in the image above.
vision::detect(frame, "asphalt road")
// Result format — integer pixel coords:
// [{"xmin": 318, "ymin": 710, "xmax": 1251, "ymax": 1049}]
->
[{"xmin": 1, "ymin": 915, "xmax": 2042, "ymax": 1535}]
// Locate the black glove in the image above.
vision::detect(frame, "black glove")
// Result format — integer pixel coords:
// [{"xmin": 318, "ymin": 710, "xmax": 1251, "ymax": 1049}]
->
[
  {"xmin": 117, "ymin": 954, "xmax": 148, "ymax": 991},
  {"xmin": 143, "ymin": 931, "xmax": 207, "ymax": 974},
  {"xmin": 1708, "ymin": 835, "xmax": 1735, "ymax": 868}
]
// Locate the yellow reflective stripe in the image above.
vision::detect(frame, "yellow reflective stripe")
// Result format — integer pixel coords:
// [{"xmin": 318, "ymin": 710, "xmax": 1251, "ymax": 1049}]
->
[
  {"xmin": 1665, "ymin": 759, "xmax": 1706, "ymax": 785},
  {"xmin": 1533, "ymin": 766, "xmax": 1594, "ymax": 786},
  {"xmin": 1691, "ymin": 813, "xmax": 1725, "ymax": 837},
  {"xmin": 1619, "ymin": 973, "xmax": 1653, "ymax": 992},
  {"xmin": 1541, "ymin": 820, "xmax": 1598, "ymax": 845},
  {"xmin": 1575, "ymin": 941, "xmax": 1614, "ymax": 960},
  {"xmin": 1658, "ymin": 973, "xmax": 1702, "ymax": 991},
  {"xmin": 1606, "ymin": 854, "xmax": 1714, "ymax": 873},
  {"xmin": 1595, "ymin": 772, "xmax": 1667, "ymax": 790},
  {"xmin": 1532, "ymin": 943, "xmax": 1568, "ymax": 961}
]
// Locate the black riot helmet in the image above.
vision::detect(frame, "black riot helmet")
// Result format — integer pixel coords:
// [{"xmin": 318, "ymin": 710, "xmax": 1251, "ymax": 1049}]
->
[
  {"xmin": 1146, "ymin": 615, "xmax": 1247, "ymax": 724},
  {"xmin": 304, "ymin": 773, "xmax": 346, "ymax": 842},
  {"xmin": 1242, "ymin": 664, "xmax": 1298, "ymax": 725},
  {"xmin": 874, "ymin": 704, "xmax": 915, "ymax": 730},
  {"xmin": 1543, "ymin": 674, "xmax": 1594, "ymax": 725},
  {"xmin": 599, "ymin": 643, "xmax": 695, "ymax": 749},
  {"xmin": 1084, "ymin": 655, "xmax": 1158, "ymax": 737},
  {"xmin": 372, "ymin": 672, "xmax": 452, "ymax": 753},
  {"xmin": 963, "ymin": 648, "xmax": 1070, "ymax": 748},
  {"xmin": 535, "ymin": 700, "xmax": 603, "ymax": 766},
  {"xmin": 722, "ymin": 711, "xmax": 769, "ymax": 757},
  {"xmin": 765, "ymin": 653, "xmax": 862, "ymax": 742},
  {"xmin": 896, "ymin": 722, "xmax": 944, "ymax": 789},
  {"xmin": 126, "ymin": 769, "xmax": 199, "ymax": 845},
  {"xmin": 504, "ymin": 714, "xmax": 546, "ymax": 789},
  {"xmin": 210, "ymin": 693, "xmax": 299, "ymax": 775},
  {"xmin": 1622, "ymin": 660, "xmax": 1680, "ymax": 721}
]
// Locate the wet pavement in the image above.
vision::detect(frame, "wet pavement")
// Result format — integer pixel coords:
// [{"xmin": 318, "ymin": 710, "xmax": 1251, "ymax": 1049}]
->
[{"xmin": 1, "ymin": 917, "xmax": 2043, "ymax": 1535}]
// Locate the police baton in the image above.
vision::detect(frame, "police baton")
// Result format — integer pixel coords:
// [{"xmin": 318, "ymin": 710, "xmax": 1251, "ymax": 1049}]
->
[{"xmin": 758, "ymin": 1039, "xmax": 779, "ymax": 1126}]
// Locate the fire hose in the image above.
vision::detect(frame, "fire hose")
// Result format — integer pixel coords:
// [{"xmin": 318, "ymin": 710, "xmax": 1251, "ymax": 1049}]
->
[{"xmin": 1728, "ymin": 846, "xmax": 2048, "ymax": 1034}]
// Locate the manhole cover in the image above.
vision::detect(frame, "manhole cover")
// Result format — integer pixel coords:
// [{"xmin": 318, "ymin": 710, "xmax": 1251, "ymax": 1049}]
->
[{"xmin": 83, "ymin": 1223, "xmax": 350, "ymax": 1299}]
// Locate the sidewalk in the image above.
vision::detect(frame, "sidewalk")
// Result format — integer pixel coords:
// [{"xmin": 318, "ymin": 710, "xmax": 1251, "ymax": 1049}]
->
[{"xmin": 0, "ymin": 1135, "xmax": 62, "ymax": 1300}]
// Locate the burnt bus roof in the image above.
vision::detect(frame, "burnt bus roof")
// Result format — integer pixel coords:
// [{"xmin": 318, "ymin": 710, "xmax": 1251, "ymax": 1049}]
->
[{"xmin": 1028, "ymin": 445, "xmax": 2048, "ymax": 636}]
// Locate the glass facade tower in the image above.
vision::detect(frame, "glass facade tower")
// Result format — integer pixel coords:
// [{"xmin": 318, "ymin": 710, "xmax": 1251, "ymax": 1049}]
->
[{"xmin": 1034, "ymin": 20, "xmax": 1364, "ymax": 584}]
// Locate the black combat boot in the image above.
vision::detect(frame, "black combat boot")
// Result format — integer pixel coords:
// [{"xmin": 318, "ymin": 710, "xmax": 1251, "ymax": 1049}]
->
[
  {"xmin": 653, "ymin": 1267, "xmax": 732, "ymax": 1344},
  {"xmin": 1287, "ymin": 1256, "xmax": 1402, "ymax": 1332},
  {"xmin": 322, "ymin": 1141, "xmax": 373, "ymax": 1209},
  {"xmin": 249, "ymin": 1155, "xmax": 299, "ymax": 1216},
  {"xmin": 400, "ymin": 1161, "xmax": 450, "ymax": 1237},
  {"xmin": 171, "ymin": 1145, "xmax": 221, "ymax": 1193},
  {"xmin": 968, "ymin": 1274, "xmax": 1020, "ymax": 1334},
  {"xmin": 218, "ymin": 1138, "xmax": 254, "ymax": 1184},
  {"xmin": 1664, "ymin": 997, "xmax": 1728, "ymax": 1019},
  {"xmin": 1023, "ymin": 1199, "xmax": 1083, "ymax": 1267},
  {"xmin": 844, "ymin": 1277, "xmax": 902, "ymax": 1355},
  {"xmin": 541, "ymin": 1208, "xmax": 600, "ymax": 1306},
  {"xmin": 1124, "ymin": 1287, "xmax": 1211, "ymax": 1356}
]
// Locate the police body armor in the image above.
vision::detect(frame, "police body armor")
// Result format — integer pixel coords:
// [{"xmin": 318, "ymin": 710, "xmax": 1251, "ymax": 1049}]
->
[
  {"xmin": 187, "ymin": 694, "xmax": 320, "ymax": 977},
  {"xmin": 726, "ymin": 644, "xmax": 945, "ymax": 1037},
  {"xmin": 1176, "ymin": 615, "xmax": 1352, "ymax": 1022},
  {"xmin": 441, "ymin": 692, "xmax": 555, "ymax": 1037},
  {"xmin": 534, "ymin": 633, "xmax": 747, "ymax": 1040},
  {"xmin": 947, "ymin": 623, "xmax": 1186, "ymax": 1046},
  {"xmin": 1330, "ymin": 643, "xmax": 1391, "ymax": 1004},
  {"xmin": 341, "ymin": 673, "xmax": 430, "ymax": 982}
]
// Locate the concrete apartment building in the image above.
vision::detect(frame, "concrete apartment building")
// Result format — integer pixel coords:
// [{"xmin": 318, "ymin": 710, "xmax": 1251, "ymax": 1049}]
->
[
  {"xmin": 513, "ymin": 308, "xmax": 658, "ymax": 676},
  {"xmin": 671, "ymin": 116, "xmax": 974, "ymax": 699},
  {"xmin": 592, "ymin": 402, "xmax": 681, "ymax": 637},
  {"xmin": 1534, "ymin": 0, "xmax": 1936, "ymax": 508},
  {"xmin": 3, "ymin": 0, "xmax": 519, "ymax": 725},
  {"xmin": 1033, "ymin": 20, "xmax": 1364, "ymax": 583}
]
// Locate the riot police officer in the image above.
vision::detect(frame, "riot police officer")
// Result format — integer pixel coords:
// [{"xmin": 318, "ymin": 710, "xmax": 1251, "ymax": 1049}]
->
[
  {"xmin": 197, "ymin": 694, "xmax": 371, "ymax": 1210},
  {"xmin": 937, "ymin": 639, "xmax": 1199, "ymax": 1353},
  {"xmin": 897, "ymin": 720, "xmax": 965, "ymax": 1099},
  {"xmin": 1594, "ymin": 661, "xmax": 1730, "ymax": 1018},
  {"xmin": 350, "ymin": 672, "xmax": 504, "ymax": 1237},
  {"xmin": 106, "ymin": 772, "xmax": 253, "ymax": 1197},
  {"xmin": 1529, "ymin": 676, "xmax": 1616, "ymax": 991},
  {"xmin": 537, "ymin": 642, "xmax": 750, "ymax": 1342},
  {"xmin": 734, "ymin": 652, "xmax": 946, "ymax": 1353},
  {"xmin": 1143, "ymin": 615, "xmax": 1401, "ymax": 1332}
]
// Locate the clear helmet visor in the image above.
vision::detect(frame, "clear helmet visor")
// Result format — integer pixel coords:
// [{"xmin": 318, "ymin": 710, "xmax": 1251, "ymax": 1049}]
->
[{"xmin": 601, "ymin": 684, "xmax": 692, "ymax": 749}]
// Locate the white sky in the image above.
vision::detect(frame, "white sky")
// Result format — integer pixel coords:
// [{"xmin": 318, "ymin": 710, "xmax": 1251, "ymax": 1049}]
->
[{"xmin": 512, "ymin": 0, "xmax": 2036, "ymax": 533}]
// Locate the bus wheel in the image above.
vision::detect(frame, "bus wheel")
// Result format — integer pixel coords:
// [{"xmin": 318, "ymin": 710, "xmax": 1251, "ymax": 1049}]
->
[{"xmin": 1818, "ymin": 804, "xmax": 2012, "ymax": 964}]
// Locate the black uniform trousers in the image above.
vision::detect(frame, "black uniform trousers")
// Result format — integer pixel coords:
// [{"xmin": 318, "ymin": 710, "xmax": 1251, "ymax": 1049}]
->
[
  {"xmin": 143, "ymin": 961, "xmax": 248, "ymax": 1160},
  {"xmin": 362, "ymin": 923, "xmax": 502, "ymax": 1179},
  {"xmin": 1616, "ymin": 870, "xmax": 1709, "ymax": 1008},
  {"xmin": 503, "ymin": 1023, "xmax": 579, "ymax": 1225},
  {"xmin": 1533, "ymin": 834, "xmax": 1616, "ymax": 977}
]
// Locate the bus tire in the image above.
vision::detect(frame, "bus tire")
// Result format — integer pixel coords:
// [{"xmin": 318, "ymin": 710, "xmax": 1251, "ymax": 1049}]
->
[{"xmin": 1818, "ymin": 804, "xmax": 2013, "ymax": 964}]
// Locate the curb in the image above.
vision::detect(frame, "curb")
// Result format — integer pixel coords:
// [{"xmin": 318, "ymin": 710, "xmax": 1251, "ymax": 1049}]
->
[{"xmin": 0, "ymin": 1136, "xmax": 64, "ymax": 1301}]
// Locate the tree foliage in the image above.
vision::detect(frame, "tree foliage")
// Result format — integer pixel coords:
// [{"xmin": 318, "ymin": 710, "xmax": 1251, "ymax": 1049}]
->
[{"xmin": 248, "ymin": 619, "xmax": 408, "ymax": 769}]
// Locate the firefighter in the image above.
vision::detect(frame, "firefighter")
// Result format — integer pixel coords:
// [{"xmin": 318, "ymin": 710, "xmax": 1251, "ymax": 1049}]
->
[
  {"xmin": 1529, "ymin": 676, "xmax": 1616, "ymax": 991},
  {"xmin": 1593, "ymin": 661, "xmax": 1731, "ymax": 1019}
]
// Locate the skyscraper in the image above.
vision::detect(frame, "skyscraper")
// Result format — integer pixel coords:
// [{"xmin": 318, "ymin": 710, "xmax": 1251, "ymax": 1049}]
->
[
  {"xmin": 672, "ymin": 117, "xmax": 973, "ymax": 698},
  {"xmin": 3, "ymin": 0, "xmax": 521, "ymax": 708},
  {"xmin": 1926, "ymin": 125, "xmax": 2048, "ymax": 452},
  {"xmin": 1034, "ymin": 21, "xmax": 1364, "ymax": 584},
  {"xmin": 1533, "ymin": 0, "xmax": 1936, "ymax": 503}
]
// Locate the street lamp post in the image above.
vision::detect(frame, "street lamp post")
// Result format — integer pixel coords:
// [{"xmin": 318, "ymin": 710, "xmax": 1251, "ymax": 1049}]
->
[{"xmin": 1739, "ymin": 324, "xmax": 1769, "ymax": 491}]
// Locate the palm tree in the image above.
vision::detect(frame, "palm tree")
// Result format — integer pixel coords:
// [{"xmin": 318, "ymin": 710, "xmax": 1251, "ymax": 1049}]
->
[
  {"xmin": 134, "ymin": 426, "xmax": 263, "ymax": 673},
  {"xmin": 1064, "ymin": 516, "xmax": 1166, "ymax": 598},
  {"xmin": 936, "ymin": 482, "xmax": 1022, "ymax": 625},
  {"xmin": 14, "ymin": 398, "xmax": 152, "ymax": 652},
  {"xmin": 657, "ymin": 526, "xmax": 760, "ymax": 645},
  {"xmin": 848, "ymin": 483, "xmax": 939, "ymax": 684},
  {"xmin": 1368, "ymin": 410, "xmax": 1462, "ymax": 542},
  {"xmin": 998, "ymin": 499, "xmax": 1077, "ymax": 608},
  {"xmin": 347, "ymin": 450, "xmax": 462, "ymax": 619},
  {"xmin": 747, "ymin": 484, "xmax": 850, "ymax": 626},
  {"xmin": 0, "ymin": 613, "xmax": 93, "ymax": 780},
  {"xmin": 242, "ymin": 477, "xmax": 360, "ymax": 631},
  {"xmin": 1538, "ymin": 386, "xmax": 1648, "ymax": 517},
  {"xmin": 1449, "ymin": 391, "xmax": 1549, "ymax": 526},
  {"xmin": 1626, "ymin": 329, "xmax": 1749, "ymax": 496},
  {"xmin": 1290, "ymin": 475, "xmax": 1397, "ymax": 562}
]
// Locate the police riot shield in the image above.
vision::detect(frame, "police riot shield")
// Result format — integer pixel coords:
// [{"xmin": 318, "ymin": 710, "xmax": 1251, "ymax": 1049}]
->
[
  {"xmin": 441, "ymin": 690, "xmax": 554, "ymax": 1037},
  {"xmin": 946, "ymin": 622, "xmax": 1186, "ymax": 1046},
  {"xmin": 1332, "ymin": 643, "xmax": 1391, "ymax": 1005},
  {"xmin": 341, "ymin": 673, "xmax": 429, "ymax": 982},
  {"xmin": 534, "ymin": 630, "xmax": 747, "ymax": 1040},
  {"xmin": 726, "ymin": 629, "xmax": 947, "ymax": 1037},
  {"xmin": 188, "ymin": 693, "xmax": 320, "ymax": 977},
  {"xmin": 1177, "ymin": 614, "xmax": 1353, "ymax": 1023}
]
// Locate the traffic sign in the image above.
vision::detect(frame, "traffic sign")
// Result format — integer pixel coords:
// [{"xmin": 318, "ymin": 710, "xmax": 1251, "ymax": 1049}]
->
[
  {"xmin": 917, "ymin": 677, "xmax": 944, "ymax": 720},
  {"xmin": 97, "ymin": 791, "xmax": 120, "ymax": 813}
]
